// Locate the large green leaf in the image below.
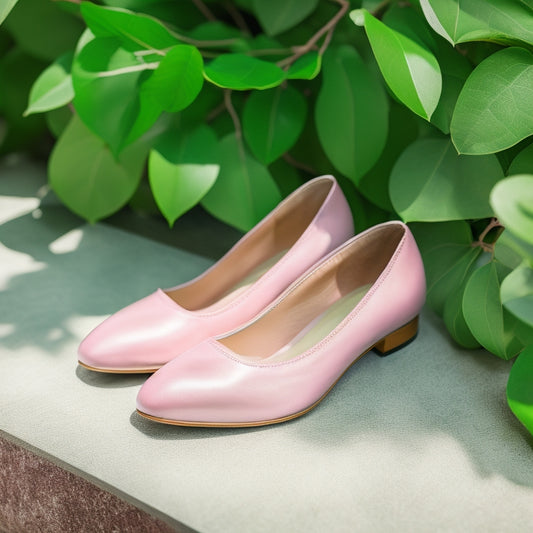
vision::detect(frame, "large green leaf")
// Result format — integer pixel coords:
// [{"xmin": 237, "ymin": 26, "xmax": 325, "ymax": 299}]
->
[
  {"xmin": 72, "ymin": 37, "xmax": 160, "ymax": 153},
  {"xmin": 390, "ymin": 138, "xmax": 503, "ymax": 222},
  {"xmin": 420, "ymin": 0, "xmax": 533, "ymax": 46},
  {"xmin": 201, "ymin": 133, "xmax": 281, "ymax": 231},
  {"xmin": 80, "ymin": 2, "xmax": 179, "ymax": 51},
  {"xmin": 149, "ymin": 126, "xmax": 219, "ymax": 227},
  {"xmin": 0, "ymin": 0, "xmax": 18, "ymax": 25},
  {"xmin": 350, "ymin": 8, "xmax": 442, "ymax": 120},
  {"xmin": 243, "ymin": 84, "xmax": 307, "ymax": 165},
  {"xmin": 508, "ymin": 143, "xmax": 533, "ymax": 175},
  {"xmin": 358, "ymin": 102, "xmax": 418, "ymax": 211},
  {"xmin": 315, "ymin": 45, "xmax": 388, "ymax": 183},
  {"xmin": 411, "ymin": 221, "xmax": 480, "ymax": 315},
  {"xmin": 4, "ymin": 0, "xmax": 84, "ymax": 61},
  {"xmin": 501, "ymin": 264, "xmax": 533, "ymax": 328},
  {"xmin": 451, "ymin": 48, "xmax": 533, "ymax": 155},
  {"xmin": 507, "ymin": 345, "xmax": 533, "ymax": 436},
  {"xmin": 287, "ymin": 52, "xmax": 322, "ymax": 80},
  {"xmin": 204, "ymin": 54, "xmax": 286, "ymax": 90},
  {"xmin": 431, "ymin": 41, "xmax": 472, "ymax": 135},
  {"xmin": 443, "ymin": 281, "xmax": 480, "ymax": 349},
  {"xmin": 49, "ymin": 115, "xmax": 146, "ymax": 222},
  {"xmin": 491, "ymin": 175, "xmax": 533, "ymax": 245},
  {"xmin": 252, "ymin": 0, "xmax": 319, "ymax": 36},
  {"xmin": 24, "ymin": 52, "xmax": 74, "ymax": 116},
  {"xmin": 463, "ymin": 261, "xmax": 524, "ymax": 359},
  {"xmin": 140, "ymin": 44, "xmax": 203, "ymax": 112}
]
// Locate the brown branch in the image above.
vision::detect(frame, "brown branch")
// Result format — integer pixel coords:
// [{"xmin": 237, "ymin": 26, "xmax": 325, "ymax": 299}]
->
[
  {"xmin": 223, "ymin": 0, "xmax": 252, "ymax": 36},
  {"xmin": 472, "ymin": 217, "xmax": 504, "ymax": 254},
  {"xmin": 283, "ymin": 153, "xmax": 317, "ymax": 176},
  {"xmin": 224, "ymin": 90, "xmax": 242, "ymax": 140},
  {"xmin": 207, "ymin": 101, "xmax": 226, "ymax": 122},
  {"xmin": 192, "ymin": 0, "xmax": 217, "ymax": 21},
  {"xmin": 278, "ymin": 0, "xmax": 349, "ymax": 69}
]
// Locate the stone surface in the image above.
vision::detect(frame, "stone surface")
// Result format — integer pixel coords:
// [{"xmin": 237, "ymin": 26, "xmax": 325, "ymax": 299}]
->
[{"xmin": 1, "ymin": 157, "xmax": 533, "ymax": 533}]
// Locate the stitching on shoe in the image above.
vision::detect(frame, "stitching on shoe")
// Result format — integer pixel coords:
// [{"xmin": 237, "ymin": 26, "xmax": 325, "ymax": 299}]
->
[{"xmin": 210, "ymin": 226, "xmax": 408, "ymax": 369}]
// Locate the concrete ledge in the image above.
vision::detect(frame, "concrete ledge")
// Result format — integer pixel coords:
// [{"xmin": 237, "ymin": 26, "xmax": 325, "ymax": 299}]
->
[{"xmin": 1, "ymin": 158, "xmax": 533, "ymax": 532}]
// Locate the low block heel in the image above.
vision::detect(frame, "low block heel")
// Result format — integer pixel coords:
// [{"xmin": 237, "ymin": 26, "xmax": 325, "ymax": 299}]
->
[{"xmin": 373, "ymin": 316, "xmax": 419, "ymax": 356}]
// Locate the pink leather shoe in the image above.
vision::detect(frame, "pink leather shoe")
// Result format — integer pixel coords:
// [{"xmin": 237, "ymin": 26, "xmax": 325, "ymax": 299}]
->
[
  {"xmin": 136, "ymin": 221, "xmax": 426, "ymax": 427},
  {"xmin": 78, "ymin": 175, "xmax": 353, "ymax": 373}
]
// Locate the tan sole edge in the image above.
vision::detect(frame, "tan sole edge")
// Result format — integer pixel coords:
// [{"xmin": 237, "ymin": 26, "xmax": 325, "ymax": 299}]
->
[
  {"xmin": 77, "ymin": 361, "xmax": 161, "ymax": 374},
  {"xmin": 135, "ymin": 316, "xmax": 419, "ymax": 428}
]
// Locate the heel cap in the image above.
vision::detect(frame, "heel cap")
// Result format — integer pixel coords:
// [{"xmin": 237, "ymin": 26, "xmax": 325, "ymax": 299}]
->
[{"xmin": 373, "ymin": 316, "xmax": 419, "ymax": 357}]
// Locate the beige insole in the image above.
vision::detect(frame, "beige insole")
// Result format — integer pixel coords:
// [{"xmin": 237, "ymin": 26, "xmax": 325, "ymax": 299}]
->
[
  {"xmin": 244, "ymin": 284, "xmax": 371, "ymax": 363},
  {"xmin": 201, "ymin": 250, "xmax": 288, "ymax": 312}
]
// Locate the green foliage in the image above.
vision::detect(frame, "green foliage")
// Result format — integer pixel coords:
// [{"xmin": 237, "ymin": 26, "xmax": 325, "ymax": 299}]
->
[
  {"xmin": 507, "ymin": 345, "xmax": 533, "ymax": 435},
  {"xmin": 389, "ymin": 138, "xmax": 502, "ymax": 222},
  {"xmin": 451, "ymin": 47, "xmax": 533, "ymax": 154},
  {"xmin": 2, "ymin": 0, "xmax": 533, "ymax": 433}
]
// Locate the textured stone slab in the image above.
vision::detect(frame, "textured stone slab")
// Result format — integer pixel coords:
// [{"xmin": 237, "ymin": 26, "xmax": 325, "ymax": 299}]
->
[{"xmin": 1, "ymin": 158, "xmax": 533, "ymax": 533}]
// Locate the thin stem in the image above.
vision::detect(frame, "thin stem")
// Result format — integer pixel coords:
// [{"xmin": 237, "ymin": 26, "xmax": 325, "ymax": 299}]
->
[
  {"xmin": 223, "ymin": 0, "xmax": 252, "ymax": 36},
  {"xmin": 97, "ymin": 62, "xmax": 159, "ymax": 77},
  {"xmin": 278, "ymin": 0, "xmax": 349, "ymax": 68},
  {"xmin": 283, "ymin": 153, "xmax": 317, "ymax": 176},
  {"xmin": 192, "ymin": 0, "xmax": 217, "ymax": 21},
  {"xmin": 207, "ymin": 102, "xmax": 227, "ymax": 122},
  {"xmin": 472, "ymin": 217, "xmax": 504, "ymax": 254},
  {"xmin": 171, "ymin": 31, "xmax": 240, "ymax": 48},
  {"xmin": 371, "ymin": 0, "xmax": 391, "ymax": 18},
  {"xmin": 224, "ymin": 90, "xmax": 242, "ymax": 140}
]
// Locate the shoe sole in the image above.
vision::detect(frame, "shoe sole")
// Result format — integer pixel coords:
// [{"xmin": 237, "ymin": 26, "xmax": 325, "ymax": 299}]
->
[
  {"xmin": 77, "ymin": 361, "xmax": 162, "ymax": 374},
  {"xmin": 136, "ymin": 316, "xmax": 419, "ymax": 428}
]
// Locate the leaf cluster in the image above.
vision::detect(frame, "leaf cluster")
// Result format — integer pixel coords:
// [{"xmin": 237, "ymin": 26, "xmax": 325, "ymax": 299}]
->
[{"xmin": 1, "ymin": 0, "xmax": 533, "ymax": 434}]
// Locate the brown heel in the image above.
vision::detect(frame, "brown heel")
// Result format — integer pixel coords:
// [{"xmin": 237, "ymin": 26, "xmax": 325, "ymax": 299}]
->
[{"xmin": 373, "ymin": 316, "xmax": 419, "ymax": 356}]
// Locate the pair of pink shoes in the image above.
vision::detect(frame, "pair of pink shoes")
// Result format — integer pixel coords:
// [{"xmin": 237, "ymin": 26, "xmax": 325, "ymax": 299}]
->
[{"xmin": 78, "ymin": 176, "xmax": 426, "ymax": 427}]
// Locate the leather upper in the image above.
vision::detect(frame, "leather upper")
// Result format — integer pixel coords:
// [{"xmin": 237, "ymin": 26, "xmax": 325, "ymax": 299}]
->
[
  {"xmin": 136, "ymin": 222, "xmax": 426, "ymax": 424},
  {"xmin": 78, "ymin": 175, "xmax": 354, "ymax": 371}
]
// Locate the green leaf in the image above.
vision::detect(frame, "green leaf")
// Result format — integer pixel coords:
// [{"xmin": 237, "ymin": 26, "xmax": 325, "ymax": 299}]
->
[
  {"xmin": 252, "ymin": 0, "xmax": 319, "ymax": 36},
  {"xmin": 358, "ymin": 102, "xmax": 418, "ymax": 211},
  {"xmin": 431, "ymin": 41, "xmax": 472, "ymax": 135},
  {"xmin": 49, "ymin": 115, "xmax": 146, "ymax": 222},
  {"xmin": 463, "ymin": 261, "xmax": 524, "ymax": 359},
  {"xmin": 287, "ymin": 52, "xmax": 322, "ymax": 80},
  {"xmin": 508, "ymin": 143, "xmax": 533, "ymax": 175},
  {"xmin": 410, "ymin": 221, "xmax": 481, "ymax": 314},
  {"xmin": 382, "ymin": 3, "xmax": 438, "ymax": 52},
  {"xmin": 80, "ymin": 2, "xmax": 178, "ymax": 51},
  {"xmin": 140, "ymin": 45, "xmax": 203, "ymax": 113},
  {"xmin": 45, "ymin": 106, "xmax": 73, "ymax": 138},
  {"xmin": 149, "ymin": 126, "xmax": 219, "ymax": 227},
  {"xmin": 24, "ymin": 52, "xmax": 74, "ymax": 116},
  {"xmin": 185, "ymin": 21, "xmax": 243, "ymax": 42},
  {"xmin": 4, "ymin": 0, "xmax": 84, "ymax": 61},
  {"xmin": 390, "ymin": 138, "xmax": 504, "ymax": 222},
  {"xmin": 243, "ymin": 84, "xmax": 307, "ymax": 165},
  {"xmin": 501, "ymin": 264, "xmax": 533, "ymax": 328},
  {"xmin": 451, "ymin": 48, "xmax": 533, "ymax": 155},
  {"xmin": 201, "ymin": 133, "xmax": 281, "ymax": 231},
  {"xmin": 351, "ymin": 8, "xmax": 442, "ymax": 120},
  {"xmin": 315, "ymin": 45, "xmax": 388, "ymax": 183},
  {"xmin": 507, "ymin": 345, "xmax": 533, "ymax": 436},
  {"xmin": 443, "ymin": 281, "xmax": 481, "ymax": 349},
  {"xmin": 420, "ymin": 0, "xmax": 533, "ymax": 46},
  {"xmin": 491, "ymin": 175, "xmax": 533, "ymax": 245},
  {"xmin": 204, "ymin": 54, "xmax": 286, "ymax": 90},
  {"xmin": 0, "ymin": 0, "xmax": 18, "ymax": 25},
  {"xmin": 72, "ymin": 37, "xmax": 160, "ymax": 153}
]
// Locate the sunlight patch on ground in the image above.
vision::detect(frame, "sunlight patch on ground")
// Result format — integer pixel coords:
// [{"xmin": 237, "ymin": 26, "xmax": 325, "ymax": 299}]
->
[{"xmin": 48, "ymin": 228, "xmax": 84, "ymax": 255}]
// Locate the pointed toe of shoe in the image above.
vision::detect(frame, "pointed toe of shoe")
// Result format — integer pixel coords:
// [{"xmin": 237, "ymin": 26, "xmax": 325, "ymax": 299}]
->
[
  {"xmin": 136, "ymin": 342, "xmax": 251, "ymax": 425},
  {"xmin": 77, "ymin": 291, "xmax": 196, "ymax": 373}
]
